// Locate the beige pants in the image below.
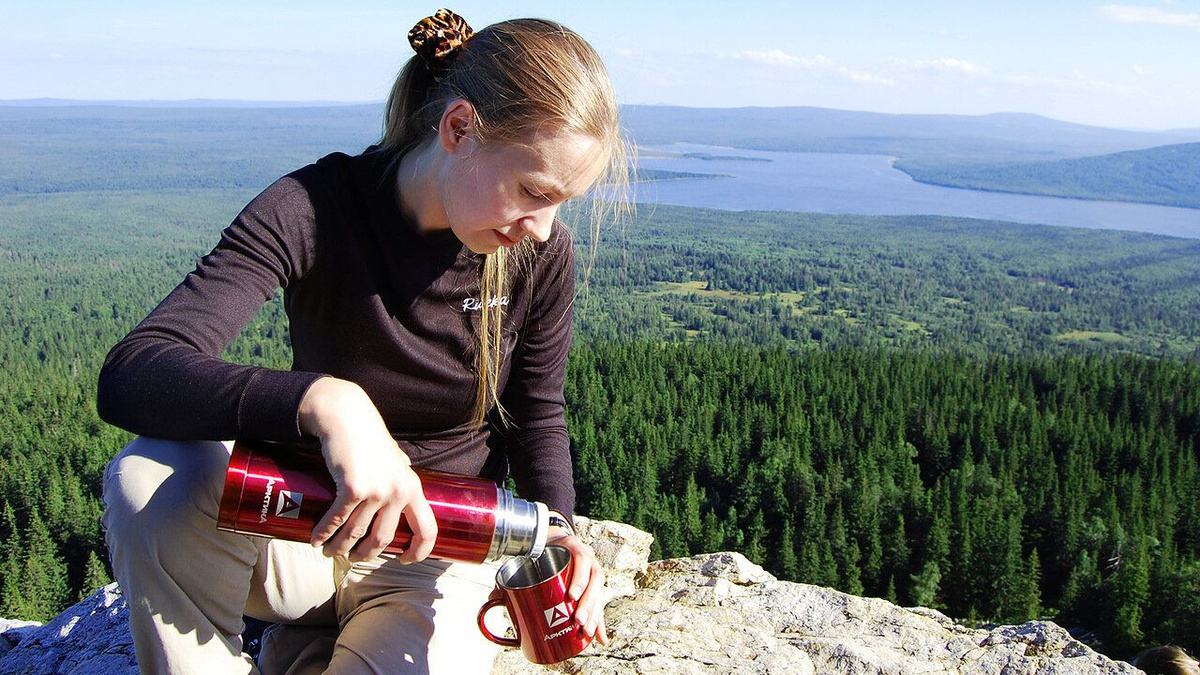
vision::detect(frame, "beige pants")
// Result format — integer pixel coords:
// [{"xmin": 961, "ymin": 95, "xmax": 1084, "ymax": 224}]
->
[{"xmin": 101, "ymin": 437, "xmax": 503, "ymax": 674}]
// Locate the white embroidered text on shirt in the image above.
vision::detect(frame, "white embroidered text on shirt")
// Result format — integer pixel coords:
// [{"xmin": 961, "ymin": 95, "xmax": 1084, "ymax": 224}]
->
[{"xmin": 462, "ymin": 295, "xmax": 509, "ymax": 312}]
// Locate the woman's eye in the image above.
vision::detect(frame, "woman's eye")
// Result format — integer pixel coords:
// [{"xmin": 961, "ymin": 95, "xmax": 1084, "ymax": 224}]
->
[{"xmin": 521, "ymin": 185, "xmax": 548, "ymax": 201}]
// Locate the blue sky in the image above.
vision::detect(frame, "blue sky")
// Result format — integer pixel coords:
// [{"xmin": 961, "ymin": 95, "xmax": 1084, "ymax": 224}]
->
[{"xmin": 3, "ymin": 1, "xmax": 1198, "ymax": 130}]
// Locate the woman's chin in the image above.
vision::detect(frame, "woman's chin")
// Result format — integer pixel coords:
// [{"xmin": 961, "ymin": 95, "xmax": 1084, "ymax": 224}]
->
[{"xmin": 465, "ymin": 241, "xmax": 501, "ymax": 255}]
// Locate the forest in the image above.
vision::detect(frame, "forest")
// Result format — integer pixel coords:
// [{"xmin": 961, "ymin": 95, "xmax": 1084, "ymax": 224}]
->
[
  {"xmin": 1, "ymin": 105, "xmax": 1199, "ymax": 661},
  {"xmin": 910, "ymin": 143, "xmax": 1200, "ymax": 210}
]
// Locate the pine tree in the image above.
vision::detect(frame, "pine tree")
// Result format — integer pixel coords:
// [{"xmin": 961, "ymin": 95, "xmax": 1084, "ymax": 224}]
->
[
  {"xmin": 909, "ymin": 561, "xmax": 942, "ymax": 609},
  {"xmin": 79, "ymin": 550, "xmax": 111, "ymax": 601},
  {"xmin": 841, "ymin": 540, "xmax": 865, "ymax": 597},
  {"xmin": 16, "ymin": 508, "xmax": 71, "ymax": 621},
  {"xmin": 776, "ymin": 519, "xmax": 799, "ymax": 581},
  {"xmin": 701, "ymin": 509, "xmax": 726, "ymax": 554},
  {"xmin": 0, "ymin": 503, "xmax": 27, "ymax": 619},
  {"xmin": 682, "ymin": 474, "xmax": 704, "ymax": 553},
  {"xmin": 1106, "ymin": 537, "xmax": 1150, "ymax": 652},
  {"xmin": 1023, "ymin": 548, "xmax": 1043, "ymax": 619},
  {"xmin": 745, "ymin": 510, "xmax": 767, "ymax": 564},
  {"xmin": 1000, "ymin": 548, "xmax": 1042, "ymax": 623}
]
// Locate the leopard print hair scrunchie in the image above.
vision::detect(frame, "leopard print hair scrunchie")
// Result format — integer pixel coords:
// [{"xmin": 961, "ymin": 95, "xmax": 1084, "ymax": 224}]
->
[{"xmin": 408, "ymin": 8, "xmax": 474, "ymax": 75}]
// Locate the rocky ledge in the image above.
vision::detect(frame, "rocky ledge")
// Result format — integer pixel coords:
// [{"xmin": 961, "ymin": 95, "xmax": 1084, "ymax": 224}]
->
[{"xmin": 1, "ymin": 518, "xmax": 1139, "ymax": 674}]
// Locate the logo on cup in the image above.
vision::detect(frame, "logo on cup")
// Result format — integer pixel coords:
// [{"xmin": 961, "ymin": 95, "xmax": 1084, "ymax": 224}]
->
[
  {"xmin": 543, "ymin": 602, "xmax": 570, "ymax": 629},
  {"xmin": 275, "ymin": 490, "xmax": 303, "ymax": 519}
]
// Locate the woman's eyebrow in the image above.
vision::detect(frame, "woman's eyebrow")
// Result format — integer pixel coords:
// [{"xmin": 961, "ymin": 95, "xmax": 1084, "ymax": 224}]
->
[{"xmin": 528, "ymin": 176, "xmax": 568, "ymax": 200}]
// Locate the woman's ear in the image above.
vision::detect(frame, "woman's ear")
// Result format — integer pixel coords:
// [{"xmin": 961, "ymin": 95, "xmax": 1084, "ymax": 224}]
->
[{"xmin": 439, "ymin": 99, "xmax": 477, "ymax": 154}]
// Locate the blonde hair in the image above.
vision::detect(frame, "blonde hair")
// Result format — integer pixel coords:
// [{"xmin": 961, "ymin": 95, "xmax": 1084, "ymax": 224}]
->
[
  {"xmin": 1132, "ymin": 646, "xmax": 1200, "ymax": 675},
  {"xmin": 382, "ymin": 16, "xmax": 630, "ymax": 429}
]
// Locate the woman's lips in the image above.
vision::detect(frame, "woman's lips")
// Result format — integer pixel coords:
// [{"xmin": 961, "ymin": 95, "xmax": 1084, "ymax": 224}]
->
[{"xmin": 494, "ymin": 230, "xmax": 519, "ymax": 247}]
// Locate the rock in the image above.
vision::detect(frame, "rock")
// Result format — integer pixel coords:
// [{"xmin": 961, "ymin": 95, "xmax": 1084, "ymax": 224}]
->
[
  {"xmin": 0, "ymin": 619, "xmax": 41, "ymax": 658},
  {"xmin": 572, "ymin": 516, "xmax": 654, "ymax": 600},
  {"xmin": 0, "ymin": 584, "xmax": 137, "ymax": 675},
  {"xmin": 0, "ymin": 520, "xmax": 1140, "ymax": 675},
  {"xmin": 493, "ymin": 531, "xmax": 1137, "ymax": 675}
]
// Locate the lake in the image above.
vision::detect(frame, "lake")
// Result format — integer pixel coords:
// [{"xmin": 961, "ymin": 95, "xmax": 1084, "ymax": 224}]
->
[{"xmin": 633, "ymin": 144, "xmax": 1200, "ymax": 239}]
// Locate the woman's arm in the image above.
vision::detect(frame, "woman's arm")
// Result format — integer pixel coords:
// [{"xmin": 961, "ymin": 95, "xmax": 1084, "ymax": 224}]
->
[
  {"xmin": 300, "ymin": 377, "xmax": 437, "ymax": 563},
  {"xmin": 497, "ymin": 227, "xmax": 577, "ymax": 518},
  {"xmin": 97, "ymin": 168, "xmax": 438, "ymax": 561},
  {"xmin": 494, "ymin": 227, "xmax": 609, "ymax": 643},
  {"xmin": 96, "ymin": 176, "xmax": 324, "ymax": 441}
]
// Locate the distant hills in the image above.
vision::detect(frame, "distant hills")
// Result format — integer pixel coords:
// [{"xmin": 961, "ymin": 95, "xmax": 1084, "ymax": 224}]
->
[
  {"xmin": 910, "ymin": 143, "xmax": 1200, "ymax": 209},
  {"xmin": 621, "ymin": 105, "xmax": 1200, "ymax": 210},
  {"xmin": 0, "ymin": 98, "xmax": 369, "ymax": 108},
  {"xmin": 0, "ymin": 104, "xmax": 380, "ymax": 197},
  {"xmin": 620, "ymin": 105, "xmax": 1200, "ymax": 163},
  {"xmin": 2, "ymin": 101, "xmax": 1197, "ymax": 209}
]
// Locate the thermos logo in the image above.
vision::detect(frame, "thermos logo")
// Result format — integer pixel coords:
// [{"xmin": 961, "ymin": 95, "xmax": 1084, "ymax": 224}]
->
[
  {"xmin": 259, "ymin": 478, "xmax": 276, "ymax": 524},
  {"xmin": 276, "ymin": 490, "xmax": 303, "ymax": 519},
  {"xmin": 257, "ymin": 480, "xmax": 302, "ymax": 522},
  {"xmin": 543, "ymin": 602, "xmax": 570, "ymax": 629}
]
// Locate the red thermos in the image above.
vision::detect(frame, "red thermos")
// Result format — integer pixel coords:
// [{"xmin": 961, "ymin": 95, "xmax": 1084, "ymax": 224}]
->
[{"xmin": 217, "ymin": 439, "xmax": 549, "ymax": 563}]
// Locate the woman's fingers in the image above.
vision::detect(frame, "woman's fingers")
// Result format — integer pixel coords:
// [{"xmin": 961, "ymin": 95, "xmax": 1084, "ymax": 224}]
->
[
  {"xmin": 313, "ymin": 467, "xmax": 438, "ymax": 562},
  {"xmin": 320, "ymin": 500, "xmax": 378, "ymax": 558},
  {"xmin": 311, "ymin": 494, "xmax": 357, "ymax": 549},
  {"xmin": 301, "ymin": 377, "xmax": 437, "ymax": 562},
  {"xmin": 350, "ymin": 499, "xmax": 404, "ymax": 562},
  {"xmin": 398, "ymin": 490, "xmax": 438, "ymax": 563},
  {"xmin": 554, "ymin": 536, "xmax": 608, "ymax": 640},
  {"xmin": 576, "ymin": 562, "xmax": 606, "ymax": 638},
  {"xmin": 566, "ymin": 538, "xmax": 594, "ymax": 600}
]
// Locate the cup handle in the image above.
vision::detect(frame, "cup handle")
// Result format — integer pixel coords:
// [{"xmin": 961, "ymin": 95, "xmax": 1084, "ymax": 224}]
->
[{"xmin": 477, "ymin": 597, "xmax": 521, "ymax": 647}]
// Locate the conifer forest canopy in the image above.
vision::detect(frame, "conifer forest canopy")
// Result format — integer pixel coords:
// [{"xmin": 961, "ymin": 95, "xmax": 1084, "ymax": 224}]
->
[{"xmin": 0, "ymin": 105, "xmax": 1197, "ymax": 661}]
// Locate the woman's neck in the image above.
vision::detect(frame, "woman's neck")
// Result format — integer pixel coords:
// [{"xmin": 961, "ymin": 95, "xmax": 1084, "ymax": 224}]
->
[{"xmin": 395, "ymin": 142, "xmax": 448, "ymax": 233}]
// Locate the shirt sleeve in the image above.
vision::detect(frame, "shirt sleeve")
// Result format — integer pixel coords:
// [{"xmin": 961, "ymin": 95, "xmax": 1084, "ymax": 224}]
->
[
  {"xmin": 494, "ymin": 225, "xmax": 577, "ymax": 520},
  {"xmin": 96, "ymin": 174, "xmax": 327, "ymax": 442}
]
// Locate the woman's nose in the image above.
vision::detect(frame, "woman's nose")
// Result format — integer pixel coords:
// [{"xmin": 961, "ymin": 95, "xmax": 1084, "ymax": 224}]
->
[{"xmin": 520, "ymin": 206, "xmax": 557, "ymax": 242}]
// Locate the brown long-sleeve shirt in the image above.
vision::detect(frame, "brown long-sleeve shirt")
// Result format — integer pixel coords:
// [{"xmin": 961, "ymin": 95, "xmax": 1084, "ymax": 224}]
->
[{"xmin": 97, "ymin": 147, "xmax": 577, "ymax": 516}]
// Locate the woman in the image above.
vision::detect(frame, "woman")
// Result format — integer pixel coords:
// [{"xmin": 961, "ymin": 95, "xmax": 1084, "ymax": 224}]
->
[{"xmin": 97, "ymin": 9, "xmax": 626, "ymax": 674}]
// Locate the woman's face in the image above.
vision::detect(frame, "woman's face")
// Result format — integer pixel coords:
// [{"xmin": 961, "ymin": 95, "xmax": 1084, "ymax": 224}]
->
[{"xmin": 438, "ymin": 124, "xmax": 607, "ymax": 255}]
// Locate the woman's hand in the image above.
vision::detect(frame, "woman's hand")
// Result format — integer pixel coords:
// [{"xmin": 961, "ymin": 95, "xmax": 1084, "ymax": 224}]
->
[
  {"xmin": 548, "ymin": 515, "xmax": 609, "ymax": 646},
  {"xmin": 298, "ymin": 377, "xmax": 437, "ymax": 563}
]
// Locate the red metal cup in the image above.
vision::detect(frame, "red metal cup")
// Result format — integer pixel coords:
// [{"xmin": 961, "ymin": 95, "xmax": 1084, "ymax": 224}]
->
[
  {"xmin": 476, "ymin": 545, "xmax": 593, "ymax": 664},
  {"xmin": 217, "ymin": 439, "xmax": 547, "ymax": 563}
]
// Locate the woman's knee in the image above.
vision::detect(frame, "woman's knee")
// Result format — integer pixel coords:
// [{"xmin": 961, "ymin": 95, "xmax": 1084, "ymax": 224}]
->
[{"xmin": 102, "ymin": 437, "xmax": 233, "ymax": 551}]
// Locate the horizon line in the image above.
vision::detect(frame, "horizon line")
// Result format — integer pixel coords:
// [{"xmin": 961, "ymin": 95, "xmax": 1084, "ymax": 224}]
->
[{"xmin": 1, "ymin": 98, "xmax": 1196, "ymax": 134}]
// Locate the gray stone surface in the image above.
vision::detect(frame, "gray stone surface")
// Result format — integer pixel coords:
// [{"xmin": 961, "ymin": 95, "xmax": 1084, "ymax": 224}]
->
[
  {"xmin": 572, "ymin": 516, "xmax": 654, "ymax": 600},
  {"xmin": 492, "ymin": 551, "xmax": 1140, "ymax": 674},
  {"xmin": 0, "ymin": 584, "xmax": 136, "ymax": 675},
  {"xmin": 0, "ymin": 618, "xmax": 41, "ymax": 659},
  {"xmin": 494, "ymin": 530, "xmax": 1140, "ymax": 675},
  {"xmin": 0, "ymin": 520, "xmax": 1141, "ymax": 675}
]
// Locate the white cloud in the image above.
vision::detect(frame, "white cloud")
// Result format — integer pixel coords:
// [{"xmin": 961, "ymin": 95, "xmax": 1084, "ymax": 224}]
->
[
  {"xmin": 740, "ymin": 49, "xmax": 830, "ymax": 70},
  {"xmin": 893, "ymin": 56, "xmax": 1119, "ymax": 94},
  {"xmin": 912, "ymin": 58, "xmax": 986, "ymax": 76},
  {"xmin": 739, "ymin": 50, "xmax": 894, "ymax": 85},
  {"xmin": 1098, "ymin": 4, "xmax": 1200, "ymax": 27}
]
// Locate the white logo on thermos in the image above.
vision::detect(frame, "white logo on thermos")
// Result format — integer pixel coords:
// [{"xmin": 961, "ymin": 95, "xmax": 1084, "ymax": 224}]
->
[
  {"xmin": 259, "ymin": 478, "xmax": 276, "ymax": 524},
  {"xmin": 275, "ymin": 490, "xmax": 303, "ymax": 519}
]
